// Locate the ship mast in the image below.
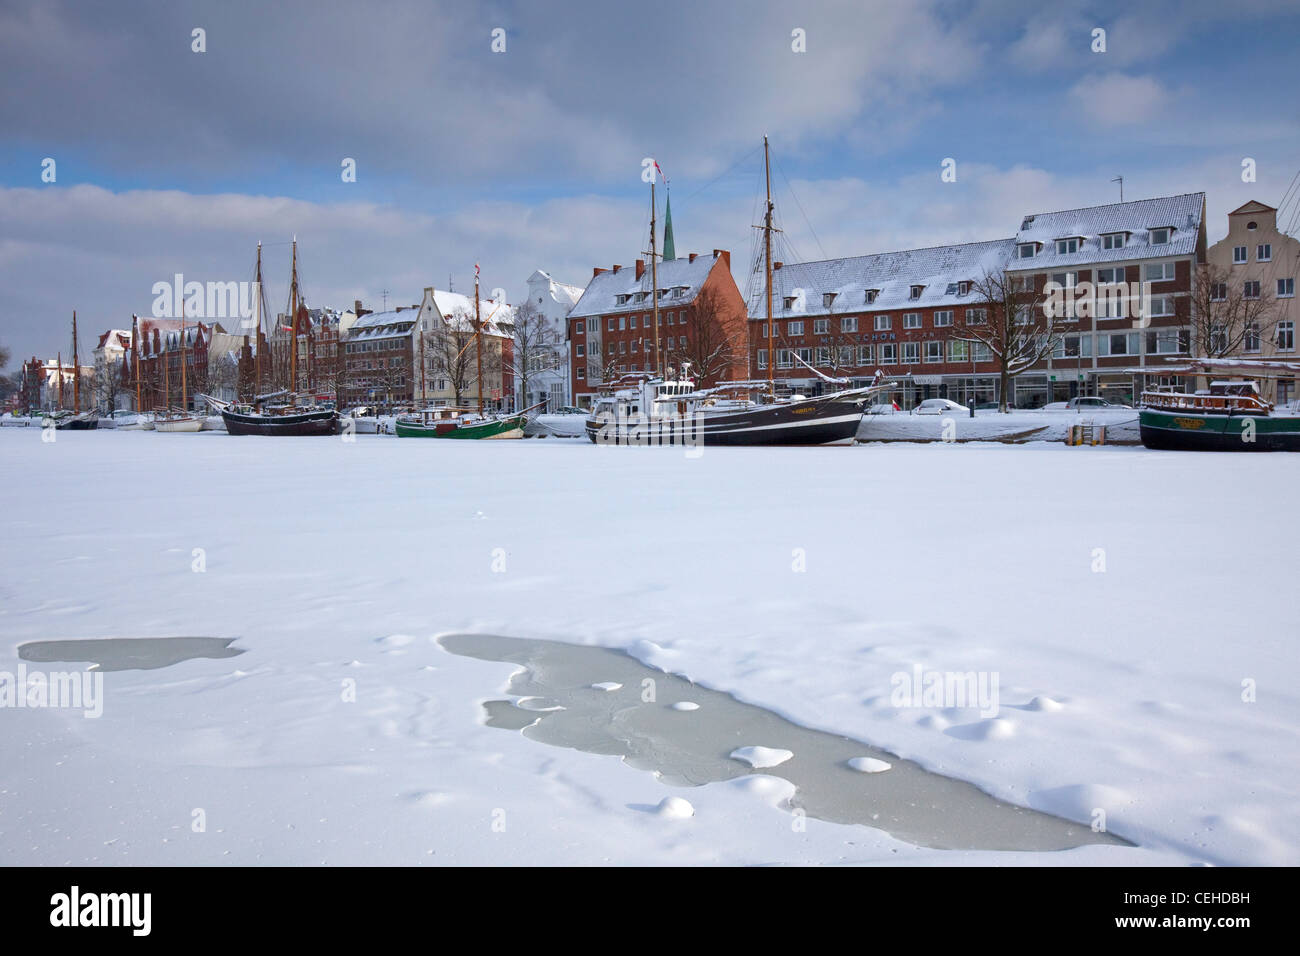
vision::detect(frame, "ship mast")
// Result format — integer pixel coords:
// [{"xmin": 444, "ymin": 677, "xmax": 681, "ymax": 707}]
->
[
  {"xmin": 254, "ymin": 241, "xmax": 264, "ymax": 397},
  {"xmin": 475, "ymin": 268, "xmax": 483, "ymax": 415},
  {"xmin": 764, "ymin": 135, "xmax": 775, "ymax": 402},
  {"xmin": 57, "ymin": 351, "xmax": 63, "ymax": 409},
  {"xmin": 180, "ymin": 299, "xmax": 188, "ymax": 413},
  {"xmin": 163, "ymin": 324, "xmax": 170, "ymax": 411},
  {"xmin": 288, "ymin": 238, "xmax": 299, "ymax": 396},
  {"xmin": 650, "ymin": 176, "xmax": 661, "ymax": 378},
  {"xmin": 72, "ymin": 311, "xmax": 80, "ymax": 412},
  {"xmin": 132, "ymin": 314, "xmax": 141, "ymax": 412}
]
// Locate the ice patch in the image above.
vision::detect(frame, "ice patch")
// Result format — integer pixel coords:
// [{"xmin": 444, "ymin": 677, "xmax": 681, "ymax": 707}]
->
[{"xmin": 591, "ymin": 682, "xmax": 622, "ymax": 692}]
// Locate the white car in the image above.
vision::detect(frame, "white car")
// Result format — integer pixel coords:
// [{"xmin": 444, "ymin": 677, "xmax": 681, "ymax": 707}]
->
[{"xmin": 913, "ymin": 398, "xmax": 970, "ymax": 415}]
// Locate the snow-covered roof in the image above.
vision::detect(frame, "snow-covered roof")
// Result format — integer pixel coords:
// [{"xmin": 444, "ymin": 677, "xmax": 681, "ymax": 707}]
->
[
  {"xmin": 568, "ymin": 253, "xmax": 722, "ymax": 319},
  {"xmin": 1008, "ymin": 193, "xmax": 1204, "ymax": 271},
  {"xmin": 424, "ymin": 290, "xmax": 513, "ymax": 338},
  {"xmin": 344, "ymin": 309, "xmax": 419, "ymax": 342},
  {"xmin": 528, "ymin": 270, "xmax": 583, "ymax": 309},
  {"xmin": 746, "ymin": 238, "xmax": 1016, "ymax": 318}
]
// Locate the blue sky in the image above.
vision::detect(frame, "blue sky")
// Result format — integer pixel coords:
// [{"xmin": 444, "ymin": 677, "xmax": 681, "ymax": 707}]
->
[{"xmin": 2, "ymin": 0, "xmax": 1299, "ymax": 361}]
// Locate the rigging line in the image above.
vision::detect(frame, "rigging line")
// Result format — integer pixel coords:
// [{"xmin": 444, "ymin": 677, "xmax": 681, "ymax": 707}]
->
[
  {"xmin": 679, "ymin": 143, "xmax": 764, "ymax": 204},
  {"xmin": 774, "ymin": 155, "xmax": 828, "ymax": 262}
]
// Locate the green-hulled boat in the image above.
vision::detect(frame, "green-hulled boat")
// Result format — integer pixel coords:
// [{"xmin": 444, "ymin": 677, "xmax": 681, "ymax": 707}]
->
[
  {"xmin": 394, "ymin": 407, "xmax": 530, "ymax": 439},
  {"xmin": 1139, "ymin": 362, "xmax": 1300, "ymax": 452}
]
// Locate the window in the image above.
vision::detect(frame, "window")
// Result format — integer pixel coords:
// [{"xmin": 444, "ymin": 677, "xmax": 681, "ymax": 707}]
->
[
  {"xmin": 864, "ymin": 290, "xmax": 878, "ymax": 304},
  {"xmin": 667, "ymin": 313, "xmax": 675, "ymax": 325},
  {"xmin": 1278, "ymin": 321, "xmax": 1295, "ymax": 351},
  {"xmin": 1209, "ymin": 325, "xmax": 1228, "ymax": 353},
  {"xmin": 1015, "ymin": 305, "xmax": 1032, "ymax": 325},
  {"xmin": 909, "ymin": 285, "xmax": 924, "ymax": 300},
  {"xmin": 823, "ymin": 292, "xmax": 837, "ymax": 308},
  {"xmin": 841, "ymin": 317, "xmax": 858, "ymax": 333},
  {"xmin": 618, "ymin": 317, "xmax": 626, "ymax": 330},
  {"xmin": 878, "ymin": 343, "xmax": 897, "ymax": 364},
  {"xmin": 1097, "ymin": 267, "xmax": 1124, "ymax": 285},
  {"xmin": 816, "ymin": 347, "xmax": 831, "ymax": 366},
  {"xmin": 1233, "ymin": 246, "xmax": 1247, "ymax": 264},
  {"xmin": 1244, "ymin": 324, "xmax": 1261, "ymax": 353},
  {"xmin": 1056, "ymin": 238, "xmax": 1079, "ymax": 255},
  {"xmin": 874, "ymin": 315, "xmax": 891, "ymax": 331},
  {"xmin": 858, "ymin": 345, "xmax": 873, "ymax": 364},
  {"xmin": 1150, "ymin": 227, "xmax": 1170, "ymax": 245},
  {"xmin": 813, "ymin": 318, "xmax": 829, "ymax": 334},
  {"xmin": 788, "ymin": 320, "xmax": 804, "ymax": 335},
  {"xmin": 777, "ymin": 349, "xmax": 793, "ymax": 368},
  {"xmin": 587, "ymin": 317, "xmax": 597, "ymax": 332},
  {"xmin": 930, "ymin": 310, "xmax": 951, "ymax": 327},
  {"xmin": 1148, "ymin": 296, "xmax": 1174, "ymax": 317},
  {"xmin": 1279, "ymin": 278, "xmax": 1295, "ymax": 298},
  {"xmin": 1146, "ymin": 329, "xmax": 1182, "ymax": 355},
  {"xmin": 574, "ymin": 322, "xmax": 584, "ymax": 335},
  {"xmin": 783, "ymin": 296, "xmax": 797, "ymax": 311},
  {"xmin": 757, "ymin": 349, "xmax": 768, "ymax": 369},
  {"xmin": 966, "ymin": 308, "xmax": 987, "ymax": 325},
  {"xmin": 945, "ymin": 283, "xmax": 958, "ymax": 295},
  {"xmin": 1102, "ymin": 233, "xmax": 1126, "ymax": 250},
  {"xmin": 973, "ymin": 343, "xmax": 992, "ymax": 362},
  {"xmin": 903, "ymin": 312, "xmax": 922, "ymax": 329},
  {"xmin": 1017, "ymin": 243, "xmax": 1037, "ymax": 259},
  {"xmin": 1258, "ymin": 244, "xmax": 1272, "ymax": 262},
  {"xmin": 839, "ymin": 346, "xmax": 854, "ymax": 366},
  {"xmin": 575, "ymin": 344, "xmax": 585, "ymax": 356},
  {"xmin": 629, "ymin": 316, "xmax": 637, "ymax": 329},
  {"xmin": 1051, "ymin": 272, "xmax": 1078, "ymax": 289},
  {"xmin": 607, "ymin": 317, "xmax": 616, "ymax": 331},
  {"xmin": 630, "ymin": 339, "xmax": 639, "ymax": 352},
  {"xmin": 618, "ymin": 341, "xmax": 626, "ymax": 354},
  {"xmin": 797, "ymin": 347, "xmax": 812, "ymax": 365},
  {"xmin": 608, "ymin": 342, "xmax": 615, "ymax": 354},
  {"xmin": 924, "ymin": 341, "xmax": 944, "ymax": 363},
  {"xmin": 1098, "ymin": 332, "xmax": 1138, "ymax": 356},
  {"xmin": 1244, "ymin": 281, "xmax": 1261, "ymax": 300},
  {"xmin": 576, "ymin": 366, "xmax": 585, "ymax": 379},
  {"xmin": 1210, "ymin": 282, "xmax": 1227, "ymax": 301},
  {"xmin": 959, "ymin": 281, "xmax": 970, "ymax": 295},
  {"xmin": 1144, "ymin": 262, "xmax": 1175, "ymax": 282},
  {"xmin": 902, "ymin": 342, "xmax": 920, "ymax": 364},
  {"xmin": 948, "ymin": 340, "xmax": 968, "ymax": 362}
]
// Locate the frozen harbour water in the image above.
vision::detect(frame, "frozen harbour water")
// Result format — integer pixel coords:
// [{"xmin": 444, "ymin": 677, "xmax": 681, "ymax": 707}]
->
[{"xmin": 0, "ymin": 429, "xmax": 1297, "ymax": 865}]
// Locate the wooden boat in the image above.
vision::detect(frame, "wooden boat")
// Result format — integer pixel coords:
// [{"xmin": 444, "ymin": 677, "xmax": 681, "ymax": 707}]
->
[
  {"xmin": 44, "ymin": 410, "xmax": 99, "ymax": 430},
  {"xmin": 395, "ymin": 405, "xmax": 534, "ymax": 439},
  {"xmin": 1140, "ymin": 380, "xmax": 1300, "ymax": 451}
]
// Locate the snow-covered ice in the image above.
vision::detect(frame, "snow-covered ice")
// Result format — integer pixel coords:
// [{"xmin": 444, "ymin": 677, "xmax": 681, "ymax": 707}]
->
[
  {"xmin": 730, "ymin": 746, "xmax": 795, "ymax": 769},
  {"xmin": 1, "ymin": 429, "xmax": 1296, "ymax": 865}
]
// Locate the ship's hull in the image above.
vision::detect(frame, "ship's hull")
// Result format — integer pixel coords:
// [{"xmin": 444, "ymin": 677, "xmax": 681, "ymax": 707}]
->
[
  {"xmin": 395, "ymin": 414, "xmax": 526, "ymax": 439},
  {"xmin": 586, "ymin": 392, "xmax": 866, "ymax": 447},
  {"xmin": 47, "ymin": 413, "xmax": 99, "ymax": 431},
  {"xmin": 221, "ymin": 408, "xmax": 341, "ymax": 436},
  {"xmin": 155, "ymin": 417, "xmax": 204, "ymax": 433},
  {"xmin": 1139, "ymin": 408, "xmax": 1300, "ymax": 451}
]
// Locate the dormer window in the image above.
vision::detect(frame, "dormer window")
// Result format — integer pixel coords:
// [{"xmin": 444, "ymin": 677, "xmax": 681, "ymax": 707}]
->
[
  {"xmin": 958, "ymin": 281, "xmax": 970, "ymax": 295},
  {"xmin": 822, "ymin": 292, "xmax": 837, "ymax": 308},
  {"xmin": 1017, "ymin": 243, "xmax": 1038, "ymax": 259},
  {"xmin": 1101, "ymin": 232, "xmax": 1127, "ymax": 250},
  {"xmin": 1150, "ymin": 227, "xmax": 1171, "ymax": 245},
  {"xmin": 945, "ymin": 283, "xmax": 958, "ymax": 295},
  {"xmin": 783, "ymin": 296, "xmax": 797, "ymax": 311},
  {"xmin": 1056, "ymin": 237, "xmax": 1080, "ymax": 255},
  {"xmin": 864, "ymin": 289, "xmax": 879, "ymax": 304},
  {"xmin": 909, "ymin": 285, "xmax": 923, "ymax": 300}
]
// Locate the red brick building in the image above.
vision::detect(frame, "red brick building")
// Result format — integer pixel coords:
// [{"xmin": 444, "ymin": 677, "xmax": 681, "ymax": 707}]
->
[{"xmin": 565, "ymin": 249, "xmax": 748, "ymax": 406}]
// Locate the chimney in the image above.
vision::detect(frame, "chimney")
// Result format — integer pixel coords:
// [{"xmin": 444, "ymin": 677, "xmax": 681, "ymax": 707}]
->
[
  {"xmin": 612, "ymin": 264, "xmax": 622, "ymax": 273},
  {"xmin": 354, "ymin": 299, "xmax": 363, "ymax": 314},
  {"xmin": 688, "ymin": 252, "xmax": 697, "ymax": 263},
  {"xmin": 593, "ymin": 267, "xmax": 607, "ymax": 278},
  {"xmin": 635, "ymin": 259, "xmax": 645, "ymax": 280},
  {"xmin": 774, "ymin": 261, "xmax": 783, "ymax": 271},
  {"xmin": 713, "ymin": 249, "xmax": 730, "ymax": 269}
]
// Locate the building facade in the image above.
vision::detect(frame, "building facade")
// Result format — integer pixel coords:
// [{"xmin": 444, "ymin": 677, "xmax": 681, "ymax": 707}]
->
[{"xmin": 523, "ymin": 269, "xmax": 582, "ymax": 411}]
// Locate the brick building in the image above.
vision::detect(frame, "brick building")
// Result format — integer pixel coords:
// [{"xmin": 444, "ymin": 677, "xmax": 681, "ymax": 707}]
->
[
  {"xmin": 565, "ymin": 249, "xmax": 748, "ymax": 407},
  {"xmin": 746, "ymin": 193, "xmax": 1206, "ymax": 409}
]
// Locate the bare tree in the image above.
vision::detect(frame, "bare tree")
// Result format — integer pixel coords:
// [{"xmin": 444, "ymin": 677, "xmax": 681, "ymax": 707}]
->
[
  {"xmin": 1189, "ymin": 262, "xmax": 1279, "ymax": 360},
  {"xmin": 95, "ymin": 357, "xmax": 127, "ymax": 413},
  {"xmin": 207, "ymin": 352, "xmax": 240, "ymax": 403},
  {"xmin": 954, "ymin": 269, "xmax": 1061, "ymax": 412},
  {"xmin": 665, "ymin": 285, "xmax": 744, "ymax": 385},
  {"xmin": 508, "ymin": 300, "xmax": 563, "ymax": 408}
]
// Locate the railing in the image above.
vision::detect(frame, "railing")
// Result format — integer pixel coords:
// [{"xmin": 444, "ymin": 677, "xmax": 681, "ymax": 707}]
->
[{"xmin": 1141, "ymin": 391, "xmax": 1271, "ymax": 414}]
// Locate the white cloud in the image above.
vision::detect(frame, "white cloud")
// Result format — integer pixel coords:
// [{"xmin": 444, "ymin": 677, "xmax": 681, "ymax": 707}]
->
[{"xmin": 1069, "ymin": 72, "xmax": 1170, "ymax": 126}]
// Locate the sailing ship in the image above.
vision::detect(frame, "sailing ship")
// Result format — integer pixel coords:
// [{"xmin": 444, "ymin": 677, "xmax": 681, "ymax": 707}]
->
[
  {"xmin": 219, "ymin": 240, "xmax": 340, "ymax": 436},
  {"xmin": 45, "ymin": 312, "xmax": 98, "ymax": 429},
  {"xmin": 1138, "ymin": 359, "xmax": 1300, "ymax": 451},
  {"xmin": 155, "ymin": 302, "xmax": 203, "ymax": 432},
  {"xmin": 585, "ymin": 137, "xmax": 894, "ymax": 447},
  {"xmin": 395, "ymin": 266, "xmax": 537, "ymax": 438}
]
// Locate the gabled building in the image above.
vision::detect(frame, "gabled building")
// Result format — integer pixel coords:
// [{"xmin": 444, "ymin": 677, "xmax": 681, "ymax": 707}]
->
[
  {"xmin": 566, "ymin": 249, "xmax": 748, "ymax": 407},
  {"xmin": 1206, "ymin": 200, "xmax": 1298, "ymax": 403},
  {"xmin": 523, "ymin": 270, "xmax": 583, "ymax": 410}
]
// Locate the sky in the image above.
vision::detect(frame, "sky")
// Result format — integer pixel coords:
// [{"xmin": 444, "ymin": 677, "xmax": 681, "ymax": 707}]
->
[{"xmin": 2, "ymin": 0, "xmax": 1299, "ymax": 363}]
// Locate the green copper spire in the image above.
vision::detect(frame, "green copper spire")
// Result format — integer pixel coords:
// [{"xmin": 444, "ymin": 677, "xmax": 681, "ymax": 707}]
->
[{"xmin": 662, "ymin": 191, "xmax": 676, "ymax": 262}]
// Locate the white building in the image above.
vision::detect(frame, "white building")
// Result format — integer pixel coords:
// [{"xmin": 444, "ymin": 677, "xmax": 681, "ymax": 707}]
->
[{"xmin": 523, "ymin": 270, "xmax": 582, "ymax": 410}]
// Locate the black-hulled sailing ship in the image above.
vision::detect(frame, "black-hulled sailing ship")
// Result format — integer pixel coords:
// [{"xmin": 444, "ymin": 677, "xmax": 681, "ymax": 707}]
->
[
  {"xmin": 217, "ymin": 239, "xmax": 340, "ymax": 436},
  {"xmin": 584, "ymin": 137, "xmax": 894, "ymax": 447}
]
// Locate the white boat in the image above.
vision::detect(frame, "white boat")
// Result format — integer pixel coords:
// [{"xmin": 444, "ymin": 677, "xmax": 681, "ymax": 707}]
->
[
  {"xmin": 112, "ymin": 410, "xmax": 154, "ymax": 430},
  {"xmin": 342, "ymin": 405, "xmax": 382, "ymax": 434},
  {"xmin": 154, "ymin": 413, "xmax": 203, "ymax": 432}
]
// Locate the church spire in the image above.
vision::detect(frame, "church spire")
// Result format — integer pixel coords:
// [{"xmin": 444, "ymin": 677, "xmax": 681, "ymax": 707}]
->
[{"xmin": 662, "ymin": 190, "xmax": 676, "ymax": 262}]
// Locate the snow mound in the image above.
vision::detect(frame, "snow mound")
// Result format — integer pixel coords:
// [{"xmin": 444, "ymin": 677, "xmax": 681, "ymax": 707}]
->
[
  {"xmin": 730, "ymin": 746, "xmax": 794, "ymax": 769},
  {"xmin": 1028, "ymin": 695, "xmax": 1063, "ymax": 712},
  {"xmin": 947, "ymin": 717, "xmax": 1016, "ymax": 741},
  {"xmin": 591, "ymin": 681, "xmax": 622, "ymax": 692},
  {"xmin": 653, "ymin": 796, "xmax": 694, "ymax": 819},
  {"xmin": 848, "ymin": 757, "xmax": 892, "ymax": 773},
  {"xmin": 377, "ymin": 634, "xmax": 415, "ymax": 648},
  {"xmin": 670, "ymin": 701, "xmax": 699, "ymax": 711}
]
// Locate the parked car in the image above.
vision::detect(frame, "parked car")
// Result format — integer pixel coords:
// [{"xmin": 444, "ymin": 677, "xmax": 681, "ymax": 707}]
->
[
  {"xmin": 1045, "ymin": 396, "xmax": 1132, "ymax": 411},
  {"xmin": 553, "ymin": 406, "xmax": 587, "ymax": 415},
  {"xmin": 865, "ymin": 401, "xmax": 901, "ymax": 415},
  {"xmin": 913, "ymin": 398, "xmax": 970, "ymax": 415}
]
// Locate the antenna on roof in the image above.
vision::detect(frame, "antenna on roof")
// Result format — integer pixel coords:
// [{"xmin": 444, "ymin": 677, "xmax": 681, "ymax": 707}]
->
[
  {"xmin": 1112, "ymin": 176, "xmax": 1124, "ymax": 203},
  {"xmin": 381, "ymin": 289, "xmax": 390, "ymax": 311}
]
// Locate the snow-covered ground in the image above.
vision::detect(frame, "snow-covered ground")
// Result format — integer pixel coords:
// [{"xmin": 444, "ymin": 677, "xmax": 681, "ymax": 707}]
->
[{"xmin": 1, "ymin": 429, "xmax": 1296, "ymax": 865}]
